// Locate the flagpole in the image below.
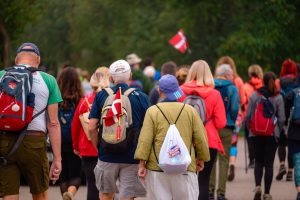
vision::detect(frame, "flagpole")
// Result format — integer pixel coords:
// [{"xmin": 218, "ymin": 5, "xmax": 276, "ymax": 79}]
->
[{"xmin": 116, "ymin": 87, "xmax": 122, "ymax": 141}]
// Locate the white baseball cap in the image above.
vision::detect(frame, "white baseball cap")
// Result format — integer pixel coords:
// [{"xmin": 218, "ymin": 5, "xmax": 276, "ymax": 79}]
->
[{"xmin": 109, "ymin": 60, "xmax": 131, "ymax": 83}]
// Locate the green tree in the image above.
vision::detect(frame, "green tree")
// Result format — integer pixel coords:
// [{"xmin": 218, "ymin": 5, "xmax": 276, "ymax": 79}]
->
[{"xmin": 0, "ymin": 0, "xmax": 37, "ymax": 68}]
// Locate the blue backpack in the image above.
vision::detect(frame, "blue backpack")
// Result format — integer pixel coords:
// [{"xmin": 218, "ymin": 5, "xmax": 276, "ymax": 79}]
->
[
  {"xmin": 58, "ymin": 104, "xmax": 75, "ymax": 144},
  {"xmin": 215, "ymin": 84, "xmax": 231, "ymax": 112},
  {"xmin": 291, "ymin": 88, "xmax": 300, "ymax": 125}
]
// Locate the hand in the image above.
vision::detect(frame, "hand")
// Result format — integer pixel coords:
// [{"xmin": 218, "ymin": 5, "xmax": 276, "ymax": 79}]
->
[
  {"xmin": 138, "ymin": 166, "xmax": 147, "ymax": 179},
  {"xmin": 73, "ymin": 149, "xmax": 80, "ymax": 157},
  {"xmin": 138, "ymin": 161, "xmax": 147, "ymax": 179},
  {"xmin": 49, "ymin": 159, "xmax": 62, "ymax": 184},
  {"xmin": 196, "ymin": 160, "xmax": 205, "ymax": 172}
]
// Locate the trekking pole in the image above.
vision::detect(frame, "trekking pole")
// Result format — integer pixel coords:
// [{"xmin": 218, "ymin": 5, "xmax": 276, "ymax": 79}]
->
[{"xmin": 244, "ymin": 133, "xmax": 248, "ymax": 174}]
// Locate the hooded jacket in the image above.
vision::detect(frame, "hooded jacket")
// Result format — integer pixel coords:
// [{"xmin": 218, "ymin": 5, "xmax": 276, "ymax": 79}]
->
[
  {"xmin": 181, "ymin": 80, "xmax": 226, "ymax": 154},
  {"xmin": 245, "ymin": 87, "xmax": 285, "ymax": 138},
  {"xmin": 244, "ymin": 77, "xmax": 263, "ymax": 112},
  {"xmin": 214, "ymin": 79, "xmax": 240, "ymax": 128}
]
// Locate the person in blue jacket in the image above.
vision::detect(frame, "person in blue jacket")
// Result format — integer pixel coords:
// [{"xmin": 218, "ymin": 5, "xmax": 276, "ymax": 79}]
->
[{"xmin": 210, "ymin": 64, "xmax": 240, "ymax": 200}]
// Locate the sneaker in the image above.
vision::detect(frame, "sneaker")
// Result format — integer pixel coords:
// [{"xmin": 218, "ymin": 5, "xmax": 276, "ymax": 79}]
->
[
  {"xmin": 248, "ymin": 160, "xmax": 255, "ymax": 169},
  {"xmin": 228, "ymin": 165, "xmax": 235, "ymax": 181},
  {"xmin": 297, "ymin": 192, "xmax": 300, "ymax": 200},
  {"xmin": 209, "ymin": 192, "xmax": 215, "ymax": 200},
  {"xmin": 286, "ymin": 171, "xmax": 293, "ymax": 181},
  {"xmin": 217, "ymin": 194, "xmax": 228, "ymax": 200},
  {"xmin": 275, "ymin": 164, "xmax": 287, "ymax": 181},
  {"xmin": 263, "ymin": 194, "xmax": 272, "ymax": 200},
  {"xmin": 63, "ymin": 192, "xmax": 73, "ymax": 200},
  {"xmin": 253, "ymin": 186, "xmax": 262, "ymax": 200}
]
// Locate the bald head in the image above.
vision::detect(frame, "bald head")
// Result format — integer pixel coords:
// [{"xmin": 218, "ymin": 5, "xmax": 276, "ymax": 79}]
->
[{"xmin": 15, "ymin": 45, "xmax": 40, "ymax": 68}]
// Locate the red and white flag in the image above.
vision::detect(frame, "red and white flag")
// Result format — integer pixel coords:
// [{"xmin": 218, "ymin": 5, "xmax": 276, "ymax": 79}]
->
[
  {"xmin": 104, "ymin": 88, "xmax": 122, "ymax": 126},
  {"xmin": 169, "ymin": 29, "xmax": 189, "ymax": 53}
]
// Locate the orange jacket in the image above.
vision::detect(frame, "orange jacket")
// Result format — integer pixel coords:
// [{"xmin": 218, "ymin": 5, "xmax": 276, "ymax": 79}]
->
[
  {"xmin": 244, "ymin": 77, "xmax": 263, "ymax": 112},
  {"xmin": 233, "ymin": 76, "xmax": 246, "ymax": 106},
  {"xmin": 181, "ymin": 81, "xmax": 226, "ymax": 154}
]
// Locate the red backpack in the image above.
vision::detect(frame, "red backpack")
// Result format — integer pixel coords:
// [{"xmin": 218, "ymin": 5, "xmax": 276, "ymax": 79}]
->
[
  {"xmin": 249, "ymin": 93, "xmax": 276, "ymax": 136},
  {"xmin": 0, "ymin": 66, "xmax": 37, "ymax": 131}
]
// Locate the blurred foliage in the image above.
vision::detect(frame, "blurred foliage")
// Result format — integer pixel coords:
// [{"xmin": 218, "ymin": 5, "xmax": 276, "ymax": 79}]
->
[{"xmin": 1, "ymin": 0, "xmax": 299, "ymax": 79}]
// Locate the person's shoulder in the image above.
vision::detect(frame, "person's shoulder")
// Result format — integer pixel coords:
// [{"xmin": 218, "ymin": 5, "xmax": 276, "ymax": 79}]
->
[
  {"xmin": 95, "ymin": 89, "xmax": 109, "ymax": 98},
  {"xmin": 38, "ymin": 71, "xmax": 57, "ymax": 86},
  {"xmin": 210, "ymin": 88, "xmax": 222, "ymax": 96},
  {"xmin": 234, "ymin": 76, "xmax": 244, "ymax": 85},
  {"xmin": 183, "ymin": 103, "xmax": 197, "ymax": 112},
  {"xmin": 273, "ymin": 93, "xmax": 284, "ymax": 101},
  {"xmin": 38, "ymin": 71, "xmax": 55, "ymax": 79},
  {"xmin": 250, "ymin": 91, "xmax": 259, "ymax": 99},
  {"xmin": 149, "ymin": 85, "xmax": 159, "ymax": 94},
  {"xmin": 228, "ymin": 84, "xmax": 238, "ymax": 93},
  {"xmin": 128, "ymin": 88, "xmax": 148, "ymax": 98}
]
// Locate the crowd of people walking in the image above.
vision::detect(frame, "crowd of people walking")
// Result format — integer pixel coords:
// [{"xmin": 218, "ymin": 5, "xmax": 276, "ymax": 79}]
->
[{"xmin": 0, "ymin": 42, "xmax": 299, "ymax": 200}]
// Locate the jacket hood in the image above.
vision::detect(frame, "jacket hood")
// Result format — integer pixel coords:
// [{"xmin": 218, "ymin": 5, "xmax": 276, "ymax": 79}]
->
[
  {"xmin": 180, "ymin": 80, "xmax": 214, "ymax": 98},
  {"xmin": 214, "ymin": 79, "xmax": 233, "ymax": 88},
  {"xmin": 249, "ymin": 77, "xmax": 263, "ymax": 89}
]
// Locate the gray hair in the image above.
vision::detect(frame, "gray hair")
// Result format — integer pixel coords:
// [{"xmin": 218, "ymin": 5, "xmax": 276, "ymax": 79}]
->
[{"xmin": 215, "ymin": 64, "xmax": 233, "ymax": 77}]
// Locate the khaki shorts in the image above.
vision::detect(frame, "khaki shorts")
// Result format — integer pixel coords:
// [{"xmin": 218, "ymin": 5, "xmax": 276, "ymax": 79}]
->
[
  {"xmin": 94, "ymin": 160, "xmax": 146, "ymax": 198},
  {"xmin": 0, "ymin": 134, "xmax": 49, "ymax": 196},
  {"xmin": 145, "ymin": 170, "xmax": 199, "ymax": 200}
]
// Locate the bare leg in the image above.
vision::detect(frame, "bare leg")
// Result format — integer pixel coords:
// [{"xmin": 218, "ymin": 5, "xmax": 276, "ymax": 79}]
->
[
  {"xmin": 100, "ymin": 192, "xmax": 114, "ymax": 200},
  {"xmin": 32, "ymin": 190, "xmax": 48, "ymax": 200},
  {"xmin": 67, "ymin": 185, "xmax": 78, "ymax": 196},
  {"xmin": 3, "ymin": 195, "xmax": 19, "ymax": 200}
]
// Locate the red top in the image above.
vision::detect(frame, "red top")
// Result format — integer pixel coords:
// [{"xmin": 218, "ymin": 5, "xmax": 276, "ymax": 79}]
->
[
  {"xmin": 180, "ymin": 81, "xmax": 226, "ymax": 154},
  {"xmin": 72, "ymin": 92, "xmax": 98, "ymax": 157}
]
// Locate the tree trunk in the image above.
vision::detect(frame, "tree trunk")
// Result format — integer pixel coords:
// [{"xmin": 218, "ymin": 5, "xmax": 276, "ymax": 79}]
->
[{"xmin": 0, "ymin": 21, "xmax": 11, "ymax": 68}]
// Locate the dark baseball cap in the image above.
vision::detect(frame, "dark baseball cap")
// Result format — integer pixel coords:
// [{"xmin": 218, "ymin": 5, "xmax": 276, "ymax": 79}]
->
[
  {"xmin": 159, "ymin": 74, "xmax": 184, "ymax": 101},
  {"xmin": 17, "ymin": 42, "xmax": 40, "ymax": 56}
]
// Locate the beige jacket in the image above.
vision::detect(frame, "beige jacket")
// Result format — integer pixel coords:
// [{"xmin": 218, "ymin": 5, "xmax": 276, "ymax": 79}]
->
[{"xmin": 134, "ymin": 102, "xmax": 210, "ymax": 172}]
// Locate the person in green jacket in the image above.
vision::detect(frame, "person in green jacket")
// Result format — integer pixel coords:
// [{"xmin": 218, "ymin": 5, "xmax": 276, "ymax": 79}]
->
[{"xmin": 135, "ymin": 74, "xmax": 210, "ymax": 200}]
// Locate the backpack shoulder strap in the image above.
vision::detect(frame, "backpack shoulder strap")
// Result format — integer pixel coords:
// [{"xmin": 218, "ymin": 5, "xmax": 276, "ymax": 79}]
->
[
  {"xmin": 155, "ymin": 103, "xmax": 186, "ymax": 125},
  {"xmin": 26, "ymin": 67, "xmax": 40, "ymax": 73},
  {"xmin": 174, "ymin": 104, "xmax": 185, "ymax": 124},
  {"xmin": 85, "ymin": 97, "xmax": 91, "ymax": 110},
  {"xmin": 103, "ymin": 88, "xmax": 114, "ymax": 96},
  {"xmin": 124, "ymin": 88, "xmax": 137, "ymax": 96},
  {"xmin": 155, "ymin": 105, "xmax": 170, "ymax": 125}
]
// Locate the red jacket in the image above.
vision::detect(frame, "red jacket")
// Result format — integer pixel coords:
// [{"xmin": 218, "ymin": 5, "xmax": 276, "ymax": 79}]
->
[
  {"xmin": 181, "ymin": 81, "xmax": 226, "ymax": 154},
  {"xmin": 72, "ymin": 93, "xmax": 98, "ymax": 157}
]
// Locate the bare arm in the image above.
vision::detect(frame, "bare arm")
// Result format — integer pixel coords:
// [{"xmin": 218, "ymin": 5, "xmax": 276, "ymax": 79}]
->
[
  {"xmin": 47, "ymin": 103, "xmax": 62, "ymax": 182},
  {"xmin": 89, "ymin": 118, "xmax": 99, "ymax": 149}
]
